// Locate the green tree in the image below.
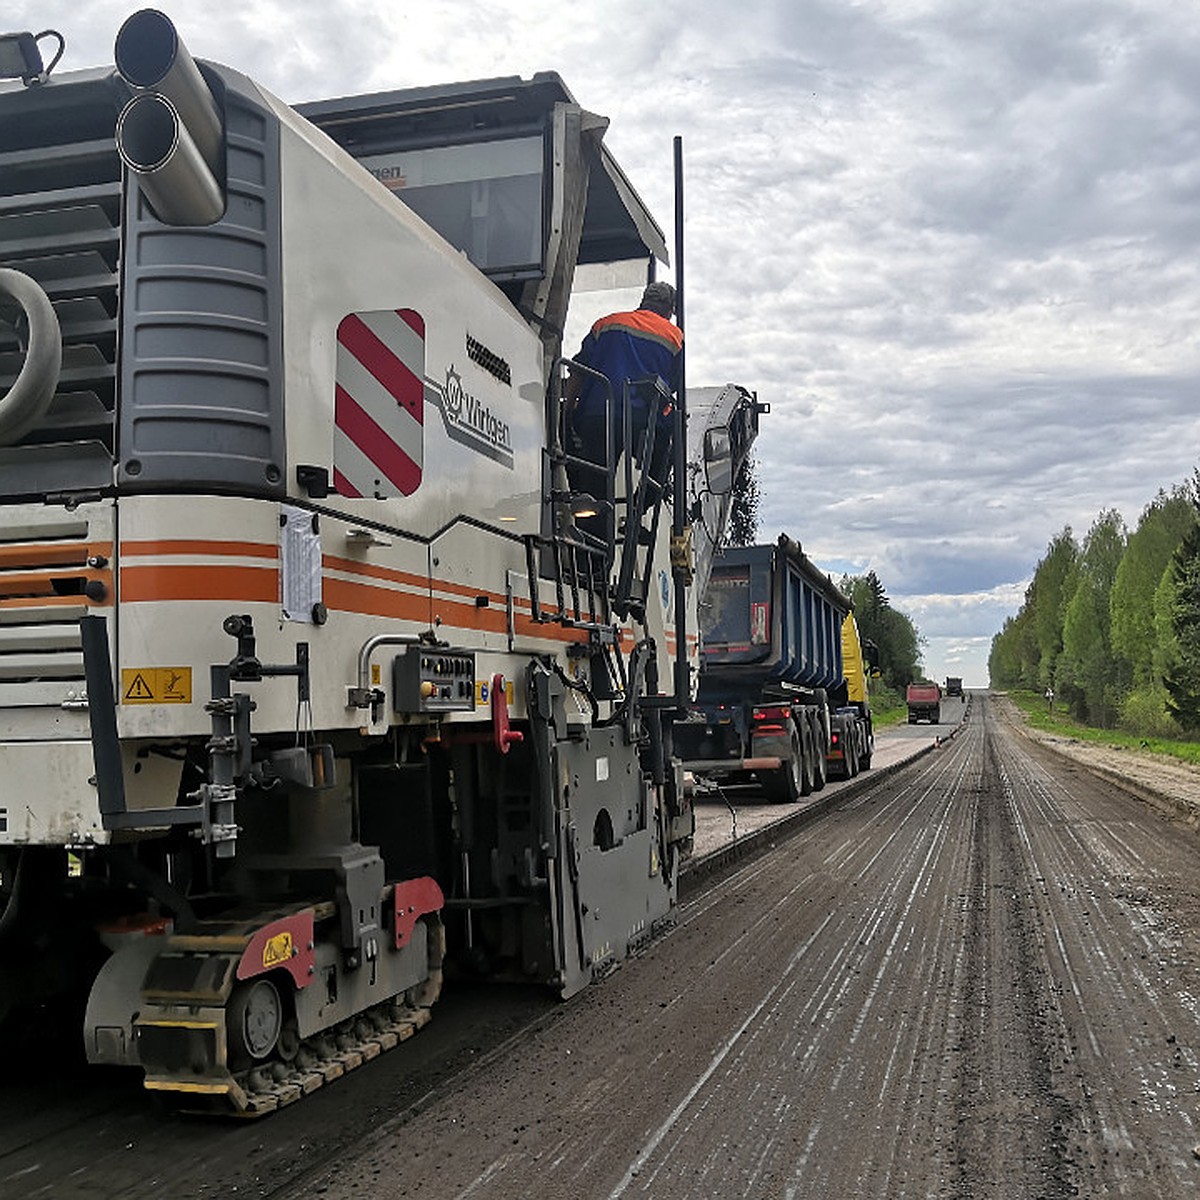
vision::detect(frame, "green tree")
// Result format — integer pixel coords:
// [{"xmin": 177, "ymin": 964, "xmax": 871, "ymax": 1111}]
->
[
  {"xmin": 1110, "ymin": 486, "xmax": 1194, "ymax": 686},
  {"xmin": 988, "ymin": 603, "xmax": 1038, "ymax": 689},
  {"xmin": 1163, "ymin": 516, "xmax": 1200, "ymax": 730},
  {"xmin": 864, "ymin": 571, "xmax": 888, "ymax": 618},
  {"xmin": 990, "ymin": 473, "xmax": 1200, "ymax": 734},
  {"xmin": 1031, "ymin": 528, "xmax": 1077, "ymax": 688},
  {"xmin": 841, "ymin": 572, "xmax": 923, "ymax": 688},
  {"xmin": 989, "ymin": 613, "xmax": 1023, "ymax": 687},
  {"xmin": 1059, "ymin": 510, "xmax": 1127, "ymax": 725},
  {"xmin": 988, "ymin": 530, "xmax": 1073, "ymax": 691},
  {"xmin": 1153, "ymin": 557, "xmax": 1181, "ymax": 682}
]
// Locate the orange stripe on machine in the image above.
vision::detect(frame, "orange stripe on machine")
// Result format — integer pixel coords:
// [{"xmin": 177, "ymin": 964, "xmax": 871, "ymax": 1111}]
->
[
  {"xmin": 115, "ymin": 547, "xmax": 616, "ymax": 649},
  {"xmin": 325, "ymin": 555, "xmax": 536, "ymax": 617},
  {"xmin": 120, "ymin": 564, "xmax": 279, "ymax": 604},
  {"xmin": 323, "ymin": 554, "xmax": 428, "ymax": 593},
  {"xmin": 0, "ymin": 540, "xmax": 113, "ymax": 569},
  {"xmin": 325, "ymin": 577, "xmax": 589, "ymax": 645}
]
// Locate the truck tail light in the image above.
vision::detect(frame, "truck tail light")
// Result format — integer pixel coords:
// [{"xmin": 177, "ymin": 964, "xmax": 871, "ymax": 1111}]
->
[{"xmin": 754, "ymin": 706, "xmax": 790, "ymax": 722}]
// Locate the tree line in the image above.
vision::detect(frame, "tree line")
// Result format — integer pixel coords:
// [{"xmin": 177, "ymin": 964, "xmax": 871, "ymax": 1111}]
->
[
  {"xmin": 840, "ymin": 571, "xmax": 924, "ymax": 690},
  {"xmin": 988, "ymin": 478, "xmax": 1200, "ymax": 733}
]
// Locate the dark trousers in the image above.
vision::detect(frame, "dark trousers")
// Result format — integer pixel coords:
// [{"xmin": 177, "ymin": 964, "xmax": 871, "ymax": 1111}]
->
[{"xmin": 571, "ymin": 408, "xmax": 672, "ymax": 492}]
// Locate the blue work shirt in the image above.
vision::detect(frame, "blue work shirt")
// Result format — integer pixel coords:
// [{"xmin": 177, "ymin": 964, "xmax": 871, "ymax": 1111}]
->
[{"xmin": 572, "ymin": 307, "xmax": 683, "ymax": 419}]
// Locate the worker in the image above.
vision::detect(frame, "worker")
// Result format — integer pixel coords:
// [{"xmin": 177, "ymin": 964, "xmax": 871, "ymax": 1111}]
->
[{"xmin": 564, "ymin": 281, "xmax": 683, "ymax": 487}]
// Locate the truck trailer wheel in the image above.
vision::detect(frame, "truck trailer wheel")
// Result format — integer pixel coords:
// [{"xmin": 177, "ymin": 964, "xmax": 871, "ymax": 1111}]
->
[
  {"xmin": 798, "ymin": 719, "xmax": 815, "ymax": 797},
  {"xmin": 760, "ymin": 731, "xmax": 802, "ymax": 803},
  {"xmin": 812, "ymin": 741, "xmax": 827, "ymax": 791}
]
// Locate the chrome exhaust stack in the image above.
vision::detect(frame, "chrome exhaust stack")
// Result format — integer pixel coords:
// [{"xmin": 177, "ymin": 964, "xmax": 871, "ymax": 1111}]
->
[{"xmin": 114, "ymin": 9, "xmax": 225, "ymax": 226}]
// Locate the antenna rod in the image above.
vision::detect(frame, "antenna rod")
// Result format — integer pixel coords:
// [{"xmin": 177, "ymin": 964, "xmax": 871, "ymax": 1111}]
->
[{"xmin": 672, "ymin": 134, "xmax": 689, "ymax": 712}]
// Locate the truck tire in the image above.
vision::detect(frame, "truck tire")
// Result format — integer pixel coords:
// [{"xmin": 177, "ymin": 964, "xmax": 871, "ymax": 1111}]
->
[
  {"xmin": 760, "ymin": 730, "xmax": 802, "ymax": 803},
  {"xmin": 812, "ymin": 739, "xmax": 827, "ymax": 791},
  {"xmin": 798, "ymin": 718, "xmax": 815, "ymax": 797}
]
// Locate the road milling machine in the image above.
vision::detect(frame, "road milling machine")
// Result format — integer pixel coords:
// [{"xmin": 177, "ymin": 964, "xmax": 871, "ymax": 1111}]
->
[{"xmin": 0, "ymin": 11, "xmax": 759, "ymax": 1114}]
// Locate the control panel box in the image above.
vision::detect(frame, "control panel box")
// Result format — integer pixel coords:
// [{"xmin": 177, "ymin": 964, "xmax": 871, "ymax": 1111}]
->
[{"xmin": 392, "ymin": 647, "xmax": 477, "ymax": 713}]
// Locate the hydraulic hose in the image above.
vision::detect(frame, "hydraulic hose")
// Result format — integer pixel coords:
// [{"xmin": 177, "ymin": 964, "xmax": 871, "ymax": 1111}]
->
[{"xmin": 0, "ymin": 268, "xmax": 61, "ymax": 446}]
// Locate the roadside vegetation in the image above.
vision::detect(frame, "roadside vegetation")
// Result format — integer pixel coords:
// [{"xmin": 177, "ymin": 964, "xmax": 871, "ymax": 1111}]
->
[
  {"xmin": 869, "ymin": 682, "xmax": 908, "ymax": 728},
  {"xmin": 990, "ymin": 474, "xmax": 1200, "ymax": 740},
  {"xmin": 1004, "ymin": 689, "xmax": 1200, "ymax": 767},
  {"xmin": 838, "ymin": 572, "xmax": 924, "ymax": 729},
  {"xmin": 840, "ymin": 571, "xmax": 923, "ymax": 690}
]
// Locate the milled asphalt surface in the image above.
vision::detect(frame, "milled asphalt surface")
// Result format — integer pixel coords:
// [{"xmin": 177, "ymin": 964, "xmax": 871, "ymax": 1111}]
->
[
  {"xmin": 297, "ymin": 688, "xmax": 1200, "ymax": 1199},
  {"xmin": 686, "ymin": 697, "xmax": 964, "ymax": 876}
]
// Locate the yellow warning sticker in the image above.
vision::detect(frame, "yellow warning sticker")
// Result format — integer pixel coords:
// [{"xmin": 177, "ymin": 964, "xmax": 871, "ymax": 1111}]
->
[
  {"xmin": 121, "ymin": 667, "xmax": 193, "ymax": 705},
  {"xmin": 263, "ymin": 931, "xmax": 293, "ymax": 969}
]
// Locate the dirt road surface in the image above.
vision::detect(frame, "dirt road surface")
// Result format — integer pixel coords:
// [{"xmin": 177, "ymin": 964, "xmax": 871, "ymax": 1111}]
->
[{"xmin": 7, "ymin": 692, "xmax": 1200, "ymax": 1198}]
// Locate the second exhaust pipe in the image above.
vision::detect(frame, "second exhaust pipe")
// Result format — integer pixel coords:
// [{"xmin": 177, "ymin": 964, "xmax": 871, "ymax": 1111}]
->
[{"xmin": 114, "ymin": 9, "xmax": 225, "ymax": 226}]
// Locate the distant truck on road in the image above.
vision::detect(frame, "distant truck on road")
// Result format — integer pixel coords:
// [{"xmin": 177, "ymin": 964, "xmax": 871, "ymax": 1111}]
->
[
  {"xmin": 907, "ymin": 681, "xmax": 943, "ymax": 724},
  {"xmin": 944, "ymin": 677, "xmax": 963, "ymax": 697},
  {"xmin": 676, "ymin": 535, "xmax": 874, "ymax": 801}
]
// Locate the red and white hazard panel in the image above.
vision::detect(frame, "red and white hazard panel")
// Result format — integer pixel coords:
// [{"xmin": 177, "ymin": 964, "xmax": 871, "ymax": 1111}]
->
[{"xmin": 333, "ymin": 308, "xmax": 425, "ymax": 498}]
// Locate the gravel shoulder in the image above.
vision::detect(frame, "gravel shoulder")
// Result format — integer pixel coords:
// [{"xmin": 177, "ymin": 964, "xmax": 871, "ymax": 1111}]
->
[{"xmin": 994, "ymin": 691, "xmax": 1200, "ymax": 826}]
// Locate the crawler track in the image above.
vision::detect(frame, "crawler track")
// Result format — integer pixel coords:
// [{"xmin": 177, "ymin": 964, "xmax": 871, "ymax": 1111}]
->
[{"xmin": 136, "ymin": 915, "xmax": 443, "ymax": 1118}]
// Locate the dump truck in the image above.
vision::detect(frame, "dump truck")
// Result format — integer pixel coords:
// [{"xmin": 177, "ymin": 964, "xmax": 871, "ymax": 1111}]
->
[
  {"xmin": 907, "ymin": 681, "xmax": 943, "ymax": 723},
  {"xmin": 675, "ymin": 535, "xmax": 873, "ymax": 801},
  {"xmin": 944, "ymin": 676, "xmax": 963, "ymax": 697},
  {"xmin": 0, "ymin": 10, "xmax": 758, "ymax": 1114}
]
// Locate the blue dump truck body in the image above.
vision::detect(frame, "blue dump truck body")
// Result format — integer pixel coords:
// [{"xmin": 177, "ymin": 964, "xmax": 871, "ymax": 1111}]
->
[
  {"xmin": 678, "ymin": 535, "xmax": 873, "ymax": 802},
  {"xmin": 699, "ymin": 541, "xmax": 846, "ymax": 697}
]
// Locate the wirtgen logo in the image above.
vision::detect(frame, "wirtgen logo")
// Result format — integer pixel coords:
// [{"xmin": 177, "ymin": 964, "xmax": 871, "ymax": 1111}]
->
[{"xmin": 428, "ymin": 365, "xmax": 514, "ymax": 468}]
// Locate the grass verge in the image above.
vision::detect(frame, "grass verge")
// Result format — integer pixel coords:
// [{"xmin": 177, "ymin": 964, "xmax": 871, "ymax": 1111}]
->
[
  {"xmin": 869, "ymin": 683, "xmax": 908, "ymax": 729},
  {"xmin": 1003, "ymin": 689, "xmax": 1200, "ymax": 767}
]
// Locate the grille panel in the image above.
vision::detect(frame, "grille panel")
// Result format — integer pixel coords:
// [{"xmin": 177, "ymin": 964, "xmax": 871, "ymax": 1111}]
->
[
  {"xmin": 0, "ymin": 505, "xmax": 114, "ymax": 709},
  {"xmin": 0, "ymin": 77, "xmax": 123, "ymax": 497}
]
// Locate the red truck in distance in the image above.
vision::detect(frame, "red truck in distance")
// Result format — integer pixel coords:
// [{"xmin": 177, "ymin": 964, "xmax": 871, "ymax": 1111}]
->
[{"xmin": 906, "ymin": 681, "xmax": 942, "ymax": 724}]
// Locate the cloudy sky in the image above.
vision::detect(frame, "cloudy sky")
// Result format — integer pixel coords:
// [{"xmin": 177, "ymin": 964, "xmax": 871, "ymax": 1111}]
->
[{"xmin": 14, "ymin": 0, "xmax": 1200, "ymax": 686}]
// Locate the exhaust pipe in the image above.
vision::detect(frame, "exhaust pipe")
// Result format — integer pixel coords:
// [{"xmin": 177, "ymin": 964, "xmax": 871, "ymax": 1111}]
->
[
  {"xmin": 114, "ymin": 9, "xmax": 225, "ymax": 226},
  {"xmin": 116, "ymin": 92, "xmax": 224, "ymax": 226},
  {"xmin": 0, "ymin": 268, "xmax": 62, "ymax": 447}
]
